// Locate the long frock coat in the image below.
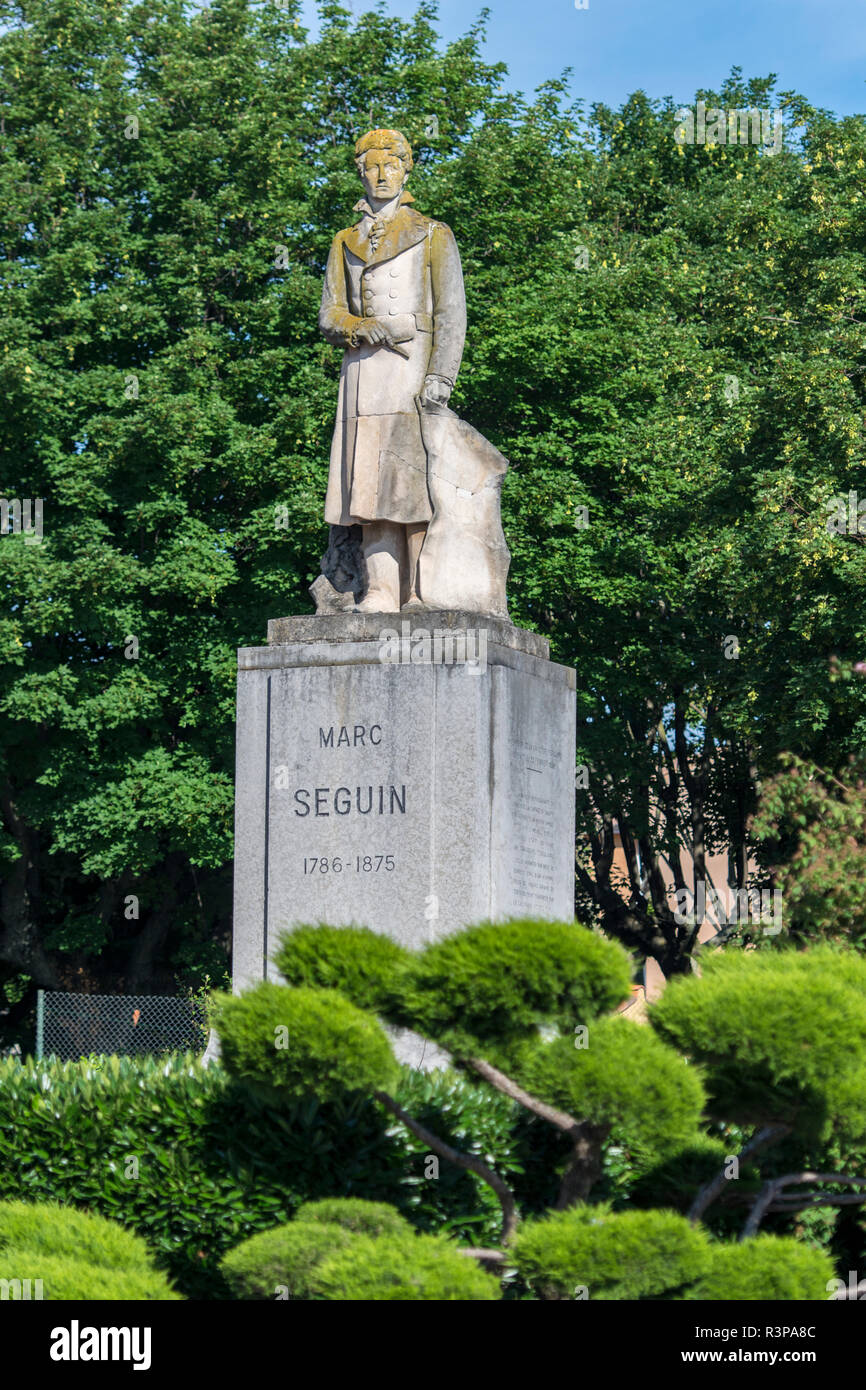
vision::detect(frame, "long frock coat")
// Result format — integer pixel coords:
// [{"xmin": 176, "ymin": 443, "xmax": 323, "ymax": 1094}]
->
[{"xmin": 319, "ymin": 192, "xmax": 466, "ymax": 526}]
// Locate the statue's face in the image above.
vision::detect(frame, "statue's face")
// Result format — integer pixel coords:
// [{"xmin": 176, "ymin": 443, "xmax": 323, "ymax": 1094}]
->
[{"xmin": 358, "ymin": 147, "xmax": 407, "ymax": 203}]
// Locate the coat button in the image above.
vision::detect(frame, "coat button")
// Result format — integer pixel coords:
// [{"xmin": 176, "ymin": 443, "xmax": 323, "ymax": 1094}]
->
[
  {"xmin": 389, "ymin": 268, "xmax": 399, "ymax": 278},
  {"xmin": 388, "ymin": 290, "xmax": 398, "ymax": 298}
]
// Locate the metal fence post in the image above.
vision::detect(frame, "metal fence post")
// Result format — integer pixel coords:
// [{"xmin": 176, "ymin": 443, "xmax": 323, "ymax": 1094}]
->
[{"xmin": 35, "ymin": 989, "xmax": 44, "ymax": 1061}]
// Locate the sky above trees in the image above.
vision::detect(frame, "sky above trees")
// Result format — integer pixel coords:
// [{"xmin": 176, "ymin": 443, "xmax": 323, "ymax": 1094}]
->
[{"xmin": 295, "ymin": 0, "xmax": 866, "ymax": 117}]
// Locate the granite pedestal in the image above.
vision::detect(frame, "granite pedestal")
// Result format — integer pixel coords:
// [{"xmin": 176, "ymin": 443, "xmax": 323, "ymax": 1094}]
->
[{"xmin": 232, "ymin": 612, "xmax": 576, "ymax": 1010}]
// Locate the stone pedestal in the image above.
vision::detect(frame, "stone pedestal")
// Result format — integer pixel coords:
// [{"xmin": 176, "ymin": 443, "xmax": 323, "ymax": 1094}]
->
[{"xmin": 232, "ymin": 612, "xmax": 576, "ymax": 995}]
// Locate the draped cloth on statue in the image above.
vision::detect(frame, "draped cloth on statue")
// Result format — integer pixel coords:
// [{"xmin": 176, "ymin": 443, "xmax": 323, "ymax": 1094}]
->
[{"xmin": 414, "ymin": 398, "xmax": 511, "ymax": 618}]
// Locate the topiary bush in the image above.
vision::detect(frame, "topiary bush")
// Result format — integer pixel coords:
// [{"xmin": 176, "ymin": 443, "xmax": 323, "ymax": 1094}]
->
[
  {"xmin": 680, "ymin": 1234, "xmax": 835, "ymax": 1301},
  {"xmin": 0, "ymin": 1200, "xmax": 154, "ymax": 1271},
  {"xmin": 511, "ymin": 1204, "xmax": 712, "ymax": 1300},
  {"xmin": 220, "ymin": 1220, "xmax": 355, "ymax": 1300},
  {"xmin": 0, "ymin": 1250, "xmax": 182, "ymax": 1300},
  {"xmin": 221, "ymin": 1206, "xmax": 502, "ymax": 1301},
  {"xmin": 309, "ymin": 1230, "xmax": 502, "ymax": 1301},
  {"xmin": 650, "ymin": 946, "xmax": 866, "ymax": 1143},
  {"xmin": 0, "ymin": 1200, "xmax": 180, "ymax": 1300},
  {"xmin": 274, "ymin": 925, "xmax": 412, "ymax": 1017},
  {"xmin": 511, "ymin": 1016, "xmax": 707, "ymax": 1159},
  {"xmin": 214, "ymin": 982, "xmax": 398, "ymax": 1104},
  {"xmin": 293, "ymin": 1197, "xmax": 412, "ymax": 1237},
  {"xmin": 398, "ymin": 919, "xmax": 632, "ymax": 1053}
]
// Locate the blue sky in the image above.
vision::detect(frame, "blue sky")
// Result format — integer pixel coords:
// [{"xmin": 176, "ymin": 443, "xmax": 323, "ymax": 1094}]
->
[{"xmin": 298, "ymin": 0, "xmax": 866, "ymax": 116}]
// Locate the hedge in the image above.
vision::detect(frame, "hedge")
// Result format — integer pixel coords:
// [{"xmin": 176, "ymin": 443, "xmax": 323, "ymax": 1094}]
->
[
  {"xmin": 292, "ymin": 1197, "xmax": 413, "ymax": 1237},
  {"xmin": 221, "ymin": 1198, "xmax": 418, "ymax": 1299},
  {"xmin": 221, "ymin": 1220, "xmax": 355, "ymax": 1300},
  {"xmin": 0, "ymin": 1249, "xmax": 181, "ymax": 1300},
  {"xmin": 0, "ymin": 1054, "xmax": 535, "ymax": 1298}
]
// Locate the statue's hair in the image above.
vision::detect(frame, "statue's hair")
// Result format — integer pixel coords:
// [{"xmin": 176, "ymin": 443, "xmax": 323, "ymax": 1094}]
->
[{"xmin": 354, "ymin": 128, "xmax": 414, "ymax": 173}]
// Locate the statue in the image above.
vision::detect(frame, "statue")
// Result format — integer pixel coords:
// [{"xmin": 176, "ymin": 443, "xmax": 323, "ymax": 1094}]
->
[{"xmin": 315, "ymin": 128, "xmax": 510, "ymax": 618}]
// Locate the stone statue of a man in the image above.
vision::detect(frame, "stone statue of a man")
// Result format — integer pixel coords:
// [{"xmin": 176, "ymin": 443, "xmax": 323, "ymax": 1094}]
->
[{"xmin": 318, "ymin": 128, "xmax": 466, "ymax": 612}]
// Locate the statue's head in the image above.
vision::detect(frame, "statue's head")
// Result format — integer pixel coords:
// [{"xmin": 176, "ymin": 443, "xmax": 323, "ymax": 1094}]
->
[{"xmin": 354, "ymin": 128, "xmax": 413, "ymax": 204}]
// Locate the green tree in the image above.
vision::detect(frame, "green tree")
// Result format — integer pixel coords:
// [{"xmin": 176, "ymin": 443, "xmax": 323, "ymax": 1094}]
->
[
  {"xmin": 2, "ymin": 0, "xmax": 865, "ymax": 1028},
  {"xmin": 0, "ymin": 0, "xmax": 511, "ymax": 1016},
  {"xmin": 651, "ymin": 945, "xmax": 866, "ymax": 1234},
  {"xmin": 750, "ymin": 750, "xmax": 866, "ymax": 944}
]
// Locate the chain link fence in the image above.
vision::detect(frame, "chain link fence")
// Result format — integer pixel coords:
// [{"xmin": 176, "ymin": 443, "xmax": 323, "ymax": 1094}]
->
[{"xmin": 35, "ymin": 990, "xmax": 208, "ymax": 1061}]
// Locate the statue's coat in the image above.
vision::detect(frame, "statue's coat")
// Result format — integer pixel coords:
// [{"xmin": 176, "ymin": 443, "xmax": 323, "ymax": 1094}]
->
[{"xmin": 319, "ymin": 194, "xmax": 466, "ymax": 525}]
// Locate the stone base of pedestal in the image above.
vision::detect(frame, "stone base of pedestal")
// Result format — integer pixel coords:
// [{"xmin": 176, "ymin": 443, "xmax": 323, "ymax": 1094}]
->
[{"xmin": 231, "ymin": 611, "xmax": 576, "ymax": 1060}]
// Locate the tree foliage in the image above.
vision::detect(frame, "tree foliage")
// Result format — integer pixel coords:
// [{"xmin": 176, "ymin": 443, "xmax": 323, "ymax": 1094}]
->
[
  {"xmin": 751, "ymin": 753, "xmax": 866, "ymax": 944},
  {"xmin": 214, "ymin": 980, "xmax": 398, "ymax": 1103},
  {"xmin": 510, "ymin": 1015, "xmax": 706, "ymax": 1159},
  {"xmin": 511, "ymin": 1204, "xmax": 710, "ymax": 1301},
  {"xmin": 0, "ymin": 1198, "xmax": 180, "ymax": 1298},
  {"xmin": 397, "ymin": 918, "xmax": 632, "ymax": 1054},
  {"xmin": 2, "ymin": 1, "xmax": 865, "ymax": 1017},
  {"xmin": 650, "ymin": 945, "xmax": 866, "ymax": 1142}
]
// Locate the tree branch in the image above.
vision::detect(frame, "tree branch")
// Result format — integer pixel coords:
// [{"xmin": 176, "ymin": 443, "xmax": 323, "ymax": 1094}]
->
[
  {"xmin": 374, "ymin": 1090, "xmax": 518, "ymax": 1244},
  {"xmin": 741, "ymin": 1172, "xmax": 866, "ymax": 1239},
  {"xmin": 688, "ymin": 1123, "xmax": 791, "ymax": 1224},
  {"xmin": 467, "ymin": 1057, "xmax": 608, "ymax": 1207},
  {"xmin": 466, "ymin": 1056, "xmax": 583, "ymax": 1134}
]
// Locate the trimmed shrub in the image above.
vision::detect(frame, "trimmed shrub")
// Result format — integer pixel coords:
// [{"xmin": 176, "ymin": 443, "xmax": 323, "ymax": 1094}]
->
[
  {"xmin": 401, "ymin": 920, "xmax": 632, "ymax": 1051},
  {"xmin": 511, "ymin": 1204, "xmax": 711, "ymax": 1300},
  {"xmin": 0, "ymin": 1250, "xmax": 181, "ymax": 1300},
  {"xmin": 0, "ymin": 1201, "xmax": 180, "ymax": 1300},
  {"xmin": 681, "ymin": 1235, "xmax": 835, "ymax": 1301},
  {"xmin": 294, "ymin": 1198, "xmax": 411, "ymax": 1237},
  {"xmin": 0, "ymin": 1200, "xmax": 155, "ymax": 1271},
  {"xmin": 512, "ymin": 1017, "xmax": 706, "ymax": 1157},
  {"xmin": 310, "ymin": 1230, "xmax": 502, "ymax": 1301},
  {"xmin": 274, "ymin": 925, "xmax": 412, "ymax": 1016},
  {"xmin": 650, "ymin": 947, "xmax": 866, "ymax": 1141},
  {"xmin": 214, "ymin": 983, "xmax": 398, "ymax": 1104},
  {"xmin": 221, "ymin": 1221, "xmax": 354, "ymax": 1300}
]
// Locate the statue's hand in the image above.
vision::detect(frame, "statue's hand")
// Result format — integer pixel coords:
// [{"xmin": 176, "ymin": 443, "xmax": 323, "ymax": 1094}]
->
[
  {"xmin": 355, "ymin": 317, "xmax": 395, "ymax": 347},
  {"xmin": 422, "ymin": 374, "xmax": 453, "ymax": 406}
]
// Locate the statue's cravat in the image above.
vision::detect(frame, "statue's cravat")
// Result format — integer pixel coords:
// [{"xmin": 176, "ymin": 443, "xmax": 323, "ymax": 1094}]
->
[
  {"xmin": 353, "ymin": 190, "xmax": 410, "ymax": 257},
  {"xmin": 369, "ymin": 216, "xmax": 388, "ymax": 253}
]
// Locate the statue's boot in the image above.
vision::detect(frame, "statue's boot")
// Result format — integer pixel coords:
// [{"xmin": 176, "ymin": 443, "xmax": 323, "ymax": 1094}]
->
[
  {"xmin": 355, "ymin": 521, "xmax": 402, "ymax": 612},
  {"xmin": 400, "ymin": 522, "xmax": 428, "ymax": 610}
]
